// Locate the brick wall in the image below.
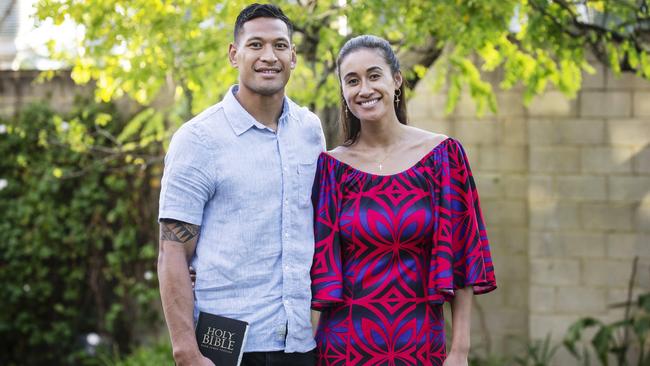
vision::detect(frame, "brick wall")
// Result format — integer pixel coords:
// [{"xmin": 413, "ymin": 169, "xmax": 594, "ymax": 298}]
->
[{"xmin": 409, "ymin": 63, "xmax": 650, "ymax": 363}]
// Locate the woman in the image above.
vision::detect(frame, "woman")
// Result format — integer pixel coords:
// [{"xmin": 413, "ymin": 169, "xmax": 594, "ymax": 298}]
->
[{"xmin": 310, "ymin": 35, "xmax": 497, "ymax": 366}]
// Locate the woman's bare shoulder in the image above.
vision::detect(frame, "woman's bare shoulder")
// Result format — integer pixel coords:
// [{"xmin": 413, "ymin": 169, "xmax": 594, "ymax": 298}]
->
[
  {"xmin": 326, "ymin": 145, "xmax": 353, "ymax": 161},
  {"xmin": 327, "ymin": 144, "xmax": 366, "ymax": 166},
  {"xmin": 404, "ymin": 126, "xmax": 449, "ymax": 149}
]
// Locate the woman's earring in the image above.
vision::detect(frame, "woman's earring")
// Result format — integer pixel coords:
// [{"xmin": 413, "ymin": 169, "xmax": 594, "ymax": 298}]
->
[
  {"xmin": 345, "ymin": 105, "xmax": 349, "ymax": 115},
  {"xmin": 394, "ymin": 89, "xmax": 401, "ymax": 104}
]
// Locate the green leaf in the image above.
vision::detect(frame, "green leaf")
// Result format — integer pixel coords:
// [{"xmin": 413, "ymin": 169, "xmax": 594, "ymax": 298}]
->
[
  {"xmin": 117, "ymin": 108, "xmax": 156, "ymax": 143},
  {"xmin": 95, "ymin": 112, "xmax": 112, "ymax": 127},
  {"xmin": 564, "ymin": 317, "xmax": 602, "ymax": 357},
  {"xmin": 607, "ymin": 43, "xmax": 621, "ymax": 74},
  {"xmin": 638, "ymin": 292, "xmax": 650, "ymax": 312},
  {"xmin": 628, "ymin": 47, "xmax": 639, "ymax": 69},
  {"xmin": 591, "ymin": 326, "xmax": 612, "ymax": 365}
]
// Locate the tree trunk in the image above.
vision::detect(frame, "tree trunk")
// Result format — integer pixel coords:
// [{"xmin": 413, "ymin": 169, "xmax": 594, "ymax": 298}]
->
[{"xmin": 317, "ymin": 105, "xmax": 342, "ymax": 149}]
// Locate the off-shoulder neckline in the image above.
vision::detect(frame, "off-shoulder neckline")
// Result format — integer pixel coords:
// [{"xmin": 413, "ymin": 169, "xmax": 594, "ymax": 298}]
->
[{"xmin": 321, "ymin": 137, "xmax": 453, "ymax": 177}]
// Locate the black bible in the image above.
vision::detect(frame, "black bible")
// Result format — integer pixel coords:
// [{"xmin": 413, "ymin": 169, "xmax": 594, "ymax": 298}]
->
[{"xmin": 195, "ymin": 311, "xmax": 249, "ymax": 366}]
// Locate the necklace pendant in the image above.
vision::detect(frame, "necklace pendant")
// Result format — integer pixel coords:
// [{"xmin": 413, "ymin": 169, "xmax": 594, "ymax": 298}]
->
[{"xmin": 378, "ymin": 163, "xmax": 383, "ymax": 171}]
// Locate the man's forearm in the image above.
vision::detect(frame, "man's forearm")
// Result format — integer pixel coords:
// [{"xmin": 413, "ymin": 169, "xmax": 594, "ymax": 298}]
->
[
  {"xmin": 159, "ymin": 248, "xmax": 200, "ymax": 362},
  {"xmin": 158, "ymin": 220, "xmax": 202, "ymax": 364}
]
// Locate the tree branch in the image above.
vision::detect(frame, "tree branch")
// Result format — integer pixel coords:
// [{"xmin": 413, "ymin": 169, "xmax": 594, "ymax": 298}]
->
[
  {"xmin": 530, "ymin": 0, "xmax": 650, "ymax": 72},
  {"xmin": 398, "ymin": 36, "xmax": 444, "ymax": 87}
]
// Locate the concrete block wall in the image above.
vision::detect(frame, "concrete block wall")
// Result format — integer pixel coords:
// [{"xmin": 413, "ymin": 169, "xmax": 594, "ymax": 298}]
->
[
  {"xmin": 0, "ymin": 70, "xmax": 88, "ymax": 117},
  {"xmin": 410, "ymin": 71, "xmax": 531, "ymax": 356},
  {"xmin": 527, "ymin": 68, "xmax": 650, "ymax": 365},
  {"xmin": 409, "ymin": 65, "xmax": 650, "ymax": 363}
]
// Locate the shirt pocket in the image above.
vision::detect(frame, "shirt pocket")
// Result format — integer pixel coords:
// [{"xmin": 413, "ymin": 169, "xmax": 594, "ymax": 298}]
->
[{"xmin": 297, "ymin": 159, "xmax": 318, "ymax": 208}]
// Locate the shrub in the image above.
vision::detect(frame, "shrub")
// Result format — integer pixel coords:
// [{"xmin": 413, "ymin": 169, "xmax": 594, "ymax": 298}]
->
[{"xmin": 0, "ymin": 100, "xmax": 162, "ymax": 365}]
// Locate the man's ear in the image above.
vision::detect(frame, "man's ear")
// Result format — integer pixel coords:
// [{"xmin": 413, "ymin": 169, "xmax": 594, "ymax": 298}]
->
[
  {"xmin": 228, "ymin": 43, "xmax": 238, "ymax": 67},
  {"xmin": 290, "ymin": 43, "xmax": 297, "ymax": 69}
]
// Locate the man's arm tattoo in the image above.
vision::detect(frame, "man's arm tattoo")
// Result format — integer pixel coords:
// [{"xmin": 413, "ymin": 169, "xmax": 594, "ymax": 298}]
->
[{"xmin": 160, "ymin": 220, "xmax": 199, "ymax": 244}]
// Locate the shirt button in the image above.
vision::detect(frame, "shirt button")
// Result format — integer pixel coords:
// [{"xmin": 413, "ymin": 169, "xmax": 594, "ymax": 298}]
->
[{"xmin": 285, "ymin": 233, "xmax": 289, "ymax": 238}]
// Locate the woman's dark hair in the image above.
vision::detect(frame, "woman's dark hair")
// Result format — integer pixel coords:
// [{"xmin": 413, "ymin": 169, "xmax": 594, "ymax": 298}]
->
[
  {"xmin": 336, "ymin": 35, "xmax": 408, "ymax": 145},
  {"xmin": 234, "ymin": 3, "xmax": 293, "ymax": 43}
]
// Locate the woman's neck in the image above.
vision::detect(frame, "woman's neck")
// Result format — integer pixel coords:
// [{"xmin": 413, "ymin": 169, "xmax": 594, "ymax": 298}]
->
[{"xmin": 357, "ymin": 115, "xmax": 405, "ymax": 149}]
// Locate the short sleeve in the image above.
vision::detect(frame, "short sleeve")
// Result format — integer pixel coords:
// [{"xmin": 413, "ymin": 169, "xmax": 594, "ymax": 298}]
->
[
  {"xmin": 428, "ymin": 139, "xmax": 497, "ymax": 304},
  {"xmin": 310, "ymin": 154, "xmax": 344, "ymax": 310},
  {"xmin": 158, "ymin": 124, "xmax": 216, "ymax": 225}
]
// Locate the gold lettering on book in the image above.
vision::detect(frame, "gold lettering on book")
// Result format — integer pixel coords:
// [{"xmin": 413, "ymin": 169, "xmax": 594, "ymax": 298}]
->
[{"xmin": 201, "ymin": 327, "xmax": 236, "ymax": 352}]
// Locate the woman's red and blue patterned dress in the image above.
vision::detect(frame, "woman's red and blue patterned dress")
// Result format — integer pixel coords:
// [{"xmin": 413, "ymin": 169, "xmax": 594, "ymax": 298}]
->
[{"xmin": 310, "ymin": 138, "xmax": 497, "ymax": 366}]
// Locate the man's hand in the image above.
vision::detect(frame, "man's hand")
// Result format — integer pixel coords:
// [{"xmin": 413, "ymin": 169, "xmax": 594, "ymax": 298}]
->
[
  {"xmin": 198, "ymin": 356, "xmax": 216, "ymax": 366},
  {"xmin": 174, "ymin": 351, "xmax": 215, "ymax": 366}
]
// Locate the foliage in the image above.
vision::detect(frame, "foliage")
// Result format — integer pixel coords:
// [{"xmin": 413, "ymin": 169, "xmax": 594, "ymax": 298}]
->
[
  {"xmin": 513, "ymin": 334, "xmax": 559, "ymax": 366},
  {"xmin": 35, "ymin": 0, "xmax": 650, "ymax": 144},
  {"xmin": 0, "ymin": 100, "xmax": 162, "ymax": 365},
  {"xmin": 107, "ymin": 338, "xmax": 173, "ymax": 366},
  {"xmin": 468, "ymin": 353, "xmax": 509, "ymax": 366},
  {"xmin": 468, "ymin": 335, "xmax": 558, "ymax": 366},
  {"xmin": 564, "ymin": 292, "xmax": 650, "ymax": 366}
]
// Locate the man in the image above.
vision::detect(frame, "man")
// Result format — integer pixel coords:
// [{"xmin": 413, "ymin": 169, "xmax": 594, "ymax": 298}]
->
[{"xmin": 157, "ymin": 4, "xmax": 324, "ymax": 366}]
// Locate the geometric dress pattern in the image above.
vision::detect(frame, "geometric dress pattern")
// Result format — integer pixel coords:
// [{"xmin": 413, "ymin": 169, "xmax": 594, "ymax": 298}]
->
[{"xmin": 310, "ymin": 138, "xmax": 497, "ymax": 366}]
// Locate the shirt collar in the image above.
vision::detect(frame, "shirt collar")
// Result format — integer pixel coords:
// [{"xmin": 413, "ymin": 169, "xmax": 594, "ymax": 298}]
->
[{"xmin": 223, "ymin": 85, "xmax": 291, "ymax": 136}]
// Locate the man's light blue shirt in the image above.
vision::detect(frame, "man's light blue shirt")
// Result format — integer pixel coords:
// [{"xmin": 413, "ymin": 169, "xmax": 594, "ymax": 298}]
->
[{"xmin": 159, "ymin": 85, "xmax": 325, "ymax": 353}]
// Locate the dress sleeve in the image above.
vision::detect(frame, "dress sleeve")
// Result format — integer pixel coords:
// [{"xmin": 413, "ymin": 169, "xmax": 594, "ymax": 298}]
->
[
  {"xmin": 428, "ymin": 139, "xmax": 497, "ymax": 304},
  {"xmin": 310, "ymin": 154, "xmax": 345, "ymax": 310}
]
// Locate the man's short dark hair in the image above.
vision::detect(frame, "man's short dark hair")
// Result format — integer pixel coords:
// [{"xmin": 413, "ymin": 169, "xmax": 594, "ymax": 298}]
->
[{"xmin": 234, "ymin": 3, "xmax": 293, "ymax": 43}]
